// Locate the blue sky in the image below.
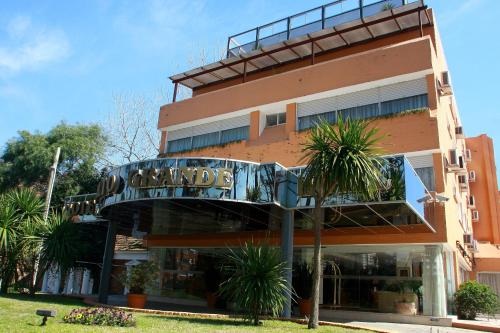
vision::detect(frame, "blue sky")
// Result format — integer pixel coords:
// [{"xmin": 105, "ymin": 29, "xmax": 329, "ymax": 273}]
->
[{"xmin": 1, "ymin": 0, "xmax": 499, "ymax": 170}]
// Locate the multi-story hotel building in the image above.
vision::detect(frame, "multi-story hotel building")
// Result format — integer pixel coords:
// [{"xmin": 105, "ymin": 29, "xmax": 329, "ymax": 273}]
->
[{"xmin": 59, "ymin": 0, "xmax": 500, "ymax": 324}]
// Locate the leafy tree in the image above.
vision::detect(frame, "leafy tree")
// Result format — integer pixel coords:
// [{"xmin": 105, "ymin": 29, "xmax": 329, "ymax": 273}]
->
[
  {"xmin": 219, "ymin": 242, "xmax": 291, "ymax": 326},
  {"xmin": 300, "ymin": 117, "xmax": 383, "ymax": 328},
  {"xmin": 455, "ymin": 281, "xmax": 499, "ymax": 320},
  {"xmin": 0, "ymin": 123, "xmax": 107, "ymax": 207}
]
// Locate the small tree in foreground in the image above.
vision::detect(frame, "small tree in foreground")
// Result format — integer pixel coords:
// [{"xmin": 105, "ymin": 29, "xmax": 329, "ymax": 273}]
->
[
  {"xmin": 455, "ymin": 281, "xmax": 499, "ymax": 320},
  {"xmin": 219, "ymin": 242, "xmax": 291, "ymax": 325},
  {"xmin": 301, "ymin": 117, "xmax": 383, "ymax": 328}
]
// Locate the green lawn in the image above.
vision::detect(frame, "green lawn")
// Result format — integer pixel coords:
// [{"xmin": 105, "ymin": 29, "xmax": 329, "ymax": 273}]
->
[{"xmin": 0, "ymin": 294, "xmax": 374, "ymax": 333}]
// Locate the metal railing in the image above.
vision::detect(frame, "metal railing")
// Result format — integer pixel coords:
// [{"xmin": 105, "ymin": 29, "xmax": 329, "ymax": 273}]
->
[{"xmin": 227, "ymin": 0, "xmax": 417, "ymax": 58}]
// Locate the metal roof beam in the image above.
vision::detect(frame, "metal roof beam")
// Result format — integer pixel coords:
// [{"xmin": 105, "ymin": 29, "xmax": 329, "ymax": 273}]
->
[{"xmin": 172, "ymin": 5, "xmax": 429, "ymax": 84}]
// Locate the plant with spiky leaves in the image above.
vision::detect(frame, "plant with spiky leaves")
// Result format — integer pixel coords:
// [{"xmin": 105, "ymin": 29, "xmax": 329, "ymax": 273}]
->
[
  {"xmin": 300, "ymin": 116, "xmax": 384, "ymax": 328},
  {"xmin": 219, "ymin": 242, "xmax": 291, "ymax": 326}
]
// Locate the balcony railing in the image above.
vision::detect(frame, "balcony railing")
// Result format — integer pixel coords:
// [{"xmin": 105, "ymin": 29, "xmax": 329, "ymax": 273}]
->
[{"xmin": 227, "ymin": 0, "xmax": 418, "ymax": 58}]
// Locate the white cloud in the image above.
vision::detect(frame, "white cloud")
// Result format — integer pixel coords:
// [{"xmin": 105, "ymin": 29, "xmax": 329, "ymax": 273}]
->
[
  {"xmin": 438, "ymin": 0, "xmax": 482, "ymax": 27},
  {"xmin": 0, "ymin": 15, "xmax": 70, "ymax": 73}
]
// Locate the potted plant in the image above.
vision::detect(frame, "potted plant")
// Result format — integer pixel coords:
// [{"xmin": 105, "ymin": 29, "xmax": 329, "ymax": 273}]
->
[
  {"xmin": 204, "ymin": 265, "xmax": 221, "ymax": 309},
  {"xmin": 382, "ymin": 3, "xmax": 395, "ymax": 11},
  {"xmin": 120, "ymin": 261, "xmax": 159, "ymax": 309},
  {"xmin": 293, "ymin": 261, "xmax": 313, "ymax": 316},
  {"xmin": 392, "ymin": 281, "xmax": 417, "ymax": 315}
]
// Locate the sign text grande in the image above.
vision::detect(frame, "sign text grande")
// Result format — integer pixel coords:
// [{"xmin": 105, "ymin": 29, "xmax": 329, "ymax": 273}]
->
[{"xmin": 128, "ymin": 167, "xmax": 234, "ymax": 189}]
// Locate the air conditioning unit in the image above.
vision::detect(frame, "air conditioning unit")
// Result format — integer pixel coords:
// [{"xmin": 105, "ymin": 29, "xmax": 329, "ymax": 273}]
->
[
  {"xmin": 448, "ymin": 149, "xmax": 459, "ymax": 167},
  {"xmin": 439, "ymin": 71, "xmax": 453, "ymax": 96},
  {"xmin": 448, "ymin": 149, "xmax": 466, "ymax": 173},
  {"xmin": 463, "ymin": 233, "xmax": 473, "ymax": 245},
  {"xmin": 465, "ymin": 149, "xmax": 472, "ymax": 161},
  {"xmin": 458, "ymin": 175, "xmax": 468, "ymax": 192},
  {"xmin": 468, "ymin": 195, "xmax": 476, "ymax": 208},
  {"xmin": 472, "ymin": 210, "xmax": 480, "ymax": 221},
  {"xmin": 458, "ymin": 155, "xmax": 466, "ymax": 169},
  {"xmin": 469, "ymin": 170, "xmax": 476, "ymax": 182},
  {"xmin": 468, "ymin": 239, "xmax": 479, "ymax": 253},
  {"xmin": 455, "ymin": 126, "xmax": 464, "ymax": 139}
]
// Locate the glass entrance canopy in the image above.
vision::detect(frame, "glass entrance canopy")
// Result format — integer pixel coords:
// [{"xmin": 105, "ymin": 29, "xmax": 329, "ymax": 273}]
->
[{"xmin": 65, "ymin": 155, "xmax": 435, "ymax": 234}]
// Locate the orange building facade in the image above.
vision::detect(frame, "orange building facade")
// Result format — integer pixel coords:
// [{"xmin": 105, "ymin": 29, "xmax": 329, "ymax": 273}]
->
[
  {"xmin": 154, "ymin": 0, "xmax": 500, "ymax": 317},
  {"xmin": 66, "ymin": 0, "xmax": 499, "ymax": 322}
]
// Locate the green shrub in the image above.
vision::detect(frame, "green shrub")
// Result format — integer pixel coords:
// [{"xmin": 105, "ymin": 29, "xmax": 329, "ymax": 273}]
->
[
  {"xmin": 219, "ymin": 242, "xmax": 291, "ymax": 325},
  {"xmin": 454, "ymin": 281, "xmax": 499, "ymax": 320},
  {"xmin": 63, "ymin": 307, "xmax": 136, "ymax": 327}
]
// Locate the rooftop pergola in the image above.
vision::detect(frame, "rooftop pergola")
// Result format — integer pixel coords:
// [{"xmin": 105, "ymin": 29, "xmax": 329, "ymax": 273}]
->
[{"xmin": 169, "ymin": 0, "xmax": 432, "ymax": 102}]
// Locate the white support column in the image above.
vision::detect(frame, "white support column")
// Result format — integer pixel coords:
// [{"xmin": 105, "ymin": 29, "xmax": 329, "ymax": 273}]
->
[
  {"xmin": 81, "ymin": 269, "xmax": 91, "ymax": 295},
  {"xmin": 53, "ymin": 266, "xmax": 61, "ymax": 294},
  {"xmin": 65, "ymin": 269, "xmax": 75, "ymax": 295},
  {"xmin": 123, "ymin": 266, "xmax": 130, "ymax": 295},
  {"xmin": 423, "ymin": 245, "xmax": 447, "ymax": 317},
  {"xmin": 41, "ymin": 271, "xmax": 49, "ymax": 292}
]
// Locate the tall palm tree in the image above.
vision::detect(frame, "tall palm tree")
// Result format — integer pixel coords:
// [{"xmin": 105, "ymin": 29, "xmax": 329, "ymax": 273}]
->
[{"xmin": 300, "ymin": 116, "xmax": 383, "ymax": 329}]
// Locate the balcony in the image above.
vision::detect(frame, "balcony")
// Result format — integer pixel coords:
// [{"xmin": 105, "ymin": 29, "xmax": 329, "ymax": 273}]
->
[
  {"xmin": 227, "ymin": 0, "xmax": 422, "ymax": 58},
  {"xmin": 169, "ymin": 0, "xmax": 431, "ymax": 95}
]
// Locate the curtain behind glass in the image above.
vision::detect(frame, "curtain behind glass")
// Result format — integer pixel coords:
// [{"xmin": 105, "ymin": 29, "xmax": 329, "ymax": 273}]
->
[
  {"xmin": 167, "ymin": 137, "xmax": 192, "ymax": 153},
  {"xmin": 381, "ymin": 94, "xmax": 428, "ymax": 116},
  {"xmin": 415, "ymin": 167, "xmax": 435, "ymax": 191},
  {"xmin": 192, "ymin": 132, "xmax": 219, "ymax": 149},
  {"xmin": 338, "ymin": 103, "xmax": 379, "ymax": 120},
  {"xmin": 298, "ymin": 110, "xmax": 336, "ymax": 130},
  {"xmin": 221, "ymin": 126, "xmax": 249, "ymax": 144},
  {"xmin": 478, "ymin": 273, "xmax": 500, "ymax": 299}
]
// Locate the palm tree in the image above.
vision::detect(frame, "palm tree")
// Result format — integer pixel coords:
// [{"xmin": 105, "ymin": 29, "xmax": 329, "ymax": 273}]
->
[
  {"xmin": 0, "ymin": 188, "xmax": 45, "ymax": 293},
  {"xmin": 8, "ymin": 188, "xmax": 45, "ymax": 294},
  {"xmin": 0, "ymin": 193, "xmax": 19, "ymax": 293},
  {"xmin": 23, "ymin": 211, "xmax": 86, "ymax": 295},
  {"xmin": 300, "ymin": 116, "xmax": 383, "ymax": 328},
  {"xmin": 35, "ymin": 212, "xmax": 85, "ymax": 282}
]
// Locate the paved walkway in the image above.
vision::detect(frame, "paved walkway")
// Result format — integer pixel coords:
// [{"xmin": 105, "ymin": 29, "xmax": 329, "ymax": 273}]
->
[
  {"xmin": 105, "ymin": 295, "xmax": 498, "ymax": 333},
  {"xmin": 344, "ymin": 321, "xmax": 483, "ymax": 333}
]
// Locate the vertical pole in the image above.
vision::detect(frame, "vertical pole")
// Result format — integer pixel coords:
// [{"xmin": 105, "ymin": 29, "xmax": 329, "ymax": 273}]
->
[
  {"xmin": 321, "ymin": 6, "xmax": 325, "ymax": 29},
  {"xmin": 255, "ymin": 27, "xmax": 260, "ymax": 50},
  {"xmin": 43, "ymin": 147, "xmax": 61, "ymax": 221},
  {"xmin": 172, "ymin": 82, "xmax": 178, "ymax": 103},
  {"xmin": 226, "ymin": 37, "xmax": 231, "ymax": 58},
  {"xmin": 98, "ymin": 220, "xmax": 117, "ymax": 304},
  {"xmin": 418, "ymin": 9, "xmax": 423, "ymax": 37},
  {"xmin": 281, "ymin": 209, "xmax": 294, "ymax": 318},
  {"xmin": 359, "ymin": 0, "xmax": 364, "ymax": 19},
  {"xmin": 243, "ymin": 61, "xmax": 248, "ymax": 83},
  {"xmin": 311, "ymin": 41, "xmax": 316, "ymax": 65},
  {"xmin": 287, "ymin": 17, "xmax": 291, "ymax": 39}
]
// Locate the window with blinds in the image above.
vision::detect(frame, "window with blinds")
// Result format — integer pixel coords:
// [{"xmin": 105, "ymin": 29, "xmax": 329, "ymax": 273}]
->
[
  {"xmin": 166, "ymin": 114, "xmax": 250, "ymax": 153},
  {"xmin": 297, "ymin": 78, "xmax": 429, "ymax": 130}
]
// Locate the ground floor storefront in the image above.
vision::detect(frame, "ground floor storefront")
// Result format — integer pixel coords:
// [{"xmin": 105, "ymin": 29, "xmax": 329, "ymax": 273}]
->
[
  {"xmin": 61, "ymin": 156, "xmax": 473, "ymax": 321},
  {"xmin": 111, "ymin": 243, "xmax": 450, "ymax": 317}
]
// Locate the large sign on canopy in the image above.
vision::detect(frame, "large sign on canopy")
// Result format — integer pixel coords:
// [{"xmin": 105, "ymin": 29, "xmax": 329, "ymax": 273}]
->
[{"xmin": 65, "ymin": 156, "xmax": 431, "ymax": 228}]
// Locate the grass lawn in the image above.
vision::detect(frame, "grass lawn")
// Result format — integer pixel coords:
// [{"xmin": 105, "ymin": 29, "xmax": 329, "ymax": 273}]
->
[{"xmin": 0, "ymin": 294, "xmax": 375, "ymax": 333}]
